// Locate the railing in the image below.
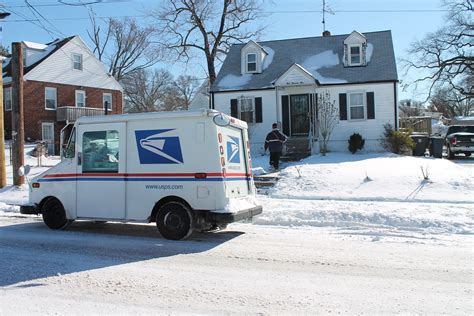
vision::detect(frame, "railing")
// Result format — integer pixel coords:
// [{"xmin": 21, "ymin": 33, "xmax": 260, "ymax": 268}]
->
[
  {"xmin": 57, "ymin": 106, "xmax": 105, "ymax": 122},
  {"xmin": 399, "ymin": 117, "xmax": 432, "ymax": 135}
]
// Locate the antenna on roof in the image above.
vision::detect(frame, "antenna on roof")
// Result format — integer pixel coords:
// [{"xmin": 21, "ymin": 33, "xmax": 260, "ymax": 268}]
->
[{"xmin": 321, "ymin": 0, "xmax": 334, "ymax": 36}]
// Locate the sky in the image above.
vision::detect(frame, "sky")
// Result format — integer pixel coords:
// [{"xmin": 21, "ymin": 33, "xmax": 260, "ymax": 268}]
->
[{"xmin": 0, "ymin": 0, "xmax": 448, "ymax": 101}]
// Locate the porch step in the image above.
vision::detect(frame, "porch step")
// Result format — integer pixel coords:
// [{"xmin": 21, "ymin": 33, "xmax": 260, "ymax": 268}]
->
[{"xmin": 282, "ymin": 138, "xmax": 311, "ymax": 161}]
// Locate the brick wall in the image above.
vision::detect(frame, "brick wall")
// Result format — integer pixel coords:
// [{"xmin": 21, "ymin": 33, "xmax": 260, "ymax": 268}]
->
[{"xmin": 3, "ymin": 80, "xmax": 123, "ymax": 153}]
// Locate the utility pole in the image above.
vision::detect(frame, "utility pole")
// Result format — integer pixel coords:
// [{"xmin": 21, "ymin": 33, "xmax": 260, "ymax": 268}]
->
[
  {"xmin": 0, "ymin": 11, "xmax": 11, "ymax": 188},
  {"xmin": 11, "ymin": 42, "xmax": 24, "ymax": 186}
]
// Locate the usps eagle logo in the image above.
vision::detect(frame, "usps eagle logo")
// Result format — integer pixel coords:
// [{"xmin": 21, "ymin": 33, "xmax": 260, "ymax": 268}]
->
[
  {"xmin": 226, "ymin": 136, "xmax": 240, "ymax": 164},
  {"xmin": 135, "ymin": 129, "xmax": 184, "ymax": 164}
]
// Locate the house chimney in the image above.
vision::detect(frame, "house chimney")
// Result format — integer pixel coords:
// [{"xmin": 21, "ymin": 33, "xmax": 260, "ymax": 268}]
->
[{"xmin": 322, "ymin": 30, "xmax": 331, "ymax": 37}]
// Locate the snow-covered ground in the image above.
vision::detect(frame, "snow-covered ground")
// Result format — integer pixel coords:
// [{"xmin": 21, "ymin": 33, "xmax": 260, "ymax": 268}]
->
[
  {"xmin": 0, "ymin": 147, "xmax": 472, "ymax": 314},
  {"xmin": 1, "ymin": 148, "xmax": 473, "ymax": 237}
]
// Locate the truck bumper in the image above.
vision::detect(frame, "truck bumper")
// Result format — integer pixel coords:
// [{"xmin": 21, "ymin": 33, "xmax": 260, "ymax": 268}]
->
[
  {"xmin": 452, "ymin": 146, "xmax": 473, "ymax": 153},
  {"xmin": 206, "ymin": 205, "xmax": 262, "ymax": 224},
  {"xmin": 20, "ymin": 204, "xmax": 39, "ymax": 215}
]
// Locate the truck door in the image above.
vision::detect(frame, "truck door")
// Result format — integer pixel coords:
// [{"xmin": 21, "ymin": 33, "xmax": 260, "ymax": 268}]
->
[
  {"xmin": 76, "ymin": 123, "xmax": 126, "ymax": 219},
  {"xmin": 221, "ymin": 126, "xmax": 252, "ymax": 196}
]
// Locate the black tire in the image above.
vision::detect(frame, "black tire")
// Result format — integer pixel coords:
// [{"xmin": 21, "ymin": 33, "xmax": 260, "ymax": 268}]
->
[
  {"xmin": 156, "ymin": 202, "xmax": 193, "ymax": 240},
  {"xmin": 42, "ymin": 198, "xmax": 70, "ymax": 230},
  {"xmin": 447, "ymin": 145, "xmax": 455, "ymax": 160},
  {"xmin": 464, "ymin": 152, "xmax": 471, "ymax": 157}
]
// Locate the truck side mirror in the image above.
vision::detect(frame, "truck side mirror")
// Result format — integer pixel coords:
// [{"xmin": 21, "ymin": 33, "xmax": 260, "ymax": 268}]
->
[{"xmin": 18, "ymin": 165, "xmax": 31, "ymax": 177}]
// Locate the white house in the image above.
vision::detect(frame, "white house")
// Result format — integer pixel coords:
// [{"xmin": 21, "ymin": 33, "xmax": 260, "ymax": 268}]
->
[{"xmin": 209, "ymin": 30, "xmax": 399, "ymax": 155}]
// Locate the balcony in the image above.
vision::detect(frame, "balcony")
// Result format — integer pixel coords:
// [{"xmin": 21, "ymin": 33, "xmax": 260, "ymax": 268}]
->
[{"xmin": 57, "ymin": 106, "xmax": 106, "ymax": 122}]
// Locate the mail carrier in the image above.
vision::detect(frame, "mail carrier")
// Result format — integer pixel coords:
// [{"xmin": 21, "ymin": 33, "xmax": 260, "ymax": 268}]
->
[{"xmin": 21, "ymin": 110, "xmax": 262, "ymax": 240}]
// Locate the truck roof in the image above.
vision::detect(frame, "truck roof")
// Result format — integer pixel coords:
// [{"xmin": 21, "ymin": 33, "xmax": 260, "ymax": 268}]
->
[{"xmin": 75, "ymin": 109, "xmax": 248, "ymax": 129}]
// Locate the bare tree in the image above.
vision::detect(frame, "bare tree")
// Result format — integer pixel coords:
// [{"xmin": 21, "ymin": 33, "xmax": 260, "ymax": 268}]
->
[
  {"xmin": 402, "ymin": 0, "xmax": 473, "ymax": 101},
  {"xmin": 317, "ymin": 90, "xmax": 339, "ymax": 156},
  {"xmin": 399, "ymin": 99, "xmax": 425, "ymax": 118},
  {"xmin": 0, "ymin": 44, "xmax": 9, "ymax": 57},
  {"xmin": 88, "ymin": 15, "xmax": 161, "ymax": 81},
  {"xmin": 173, "ymin": 75, "xmax": 200, "ymax": 110},
  {"xmin": 428, "ymin": 87, "xmax": 474, "ymax": 117},
  {"xmin": 161, "ymin": 86, "xmax": 184, "ymax": 111},
  {"xmin": 122, "ymin": 69, "xmax": 173, "ymax": 113},
  {"xmin": 153, "ymin": 0, "xmax": 265, "ymax": 84}
]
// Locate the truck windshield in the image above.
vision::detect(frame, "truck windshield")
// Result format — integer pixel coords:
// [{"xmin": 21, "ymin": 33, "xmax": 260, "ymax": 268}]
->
[
  {"xmin": 64, "ymin": 128, "xmax": 76, "ymax": 158},
  {"xmin": 448, "ymin": 126, "xmax": 474, "ymax": 134}
]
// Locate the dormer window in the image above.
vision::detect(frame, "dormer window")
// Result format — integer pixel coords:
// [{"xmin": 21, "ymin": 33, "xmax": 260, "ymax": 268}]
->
[
  {"xmin": 73, "ymin": 53, "xmax": 83, "ymax": 70},
  {"xmin": 343, "ymin": 31, "xmax": 367, "ymax": 67},
  {"xmin": 349, "ymin": 45, "xmax": 361, "ymax": 65},
  {"xmin": 247, "ymin": 53, "xmax": 257, "ymax": 72}
]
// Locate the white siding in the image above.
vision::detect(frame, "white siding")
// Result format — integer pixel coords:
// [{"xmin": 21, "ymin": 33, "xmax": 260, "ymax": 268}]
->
[
  {"xmin": 24, "ymin": 36, "xmax": 122, "ymax": 91},
  {"xmin": 213, "ymin": 89, "xmax": 277, "ymax": 154},
  {"xmin": 214, "ymin": 81, "xmax": 397, "ymax": 154}
]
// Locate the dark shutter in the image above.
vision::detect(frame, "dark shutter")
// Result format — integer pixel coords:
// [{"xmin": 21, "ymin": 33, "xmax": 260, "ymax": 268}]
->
[
  {"xmin": 339, "ymin": 93, "xmax": 347, "ymax": 121},
  {"xmin": 282, "ymin": 95, "xmax": 290, "ymax": 135},
  {"xmin": 255, "ymin": 97, "xmax": 263, "ymax": 123},
  {"xmin": 230, "ymin": 99, "xmax": 238, "ymax": 118},
  {"xmin": 367, "ymin": 92, "xmax": 375, "ymax": 119}
]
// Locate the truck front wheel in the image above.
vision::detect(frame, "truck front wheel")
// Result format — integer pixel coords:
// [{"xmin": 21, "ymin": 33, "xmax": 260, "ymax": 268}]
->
[
  {"xmin": 42, "ymin": 198, "xmax": 71, "ymax": 230},
  {"xmin": 156, "ymin": 202, "xmax": 193, "ymax": 240}
]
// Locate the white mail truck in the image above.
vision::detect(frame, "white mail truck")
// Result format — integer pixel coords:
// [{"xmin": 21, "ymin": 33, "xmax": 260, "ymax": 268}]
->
[{"xmin": 20, "ymin": 110, "xmax": 262, "ymax": 240}]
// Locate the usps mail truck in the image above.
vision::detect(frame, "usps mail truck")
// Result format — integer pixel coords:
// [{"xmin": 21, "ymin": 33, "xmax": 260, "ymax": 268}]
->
[{"xmin": 20, "ymin": 110, "xmax": 262, "ymax": 240}]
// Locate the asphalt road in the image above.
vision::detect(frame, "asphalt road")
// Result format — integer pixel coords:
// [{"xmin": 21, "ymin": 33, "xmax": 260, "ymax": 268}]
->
[{"xmin": 0, "ymin": 216, "xmax": 472, "ymax": 314}]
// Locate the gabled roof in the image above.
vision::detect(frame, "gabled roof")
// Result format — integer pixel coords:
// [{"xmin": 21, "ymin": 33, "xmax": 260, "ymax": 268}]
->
[
  {"xmin": 211, "ymin": 30, "xmax": 398, "ymax": 92},
  {"xmin": 2, "ymin": 36, "xmax": 75, "ymax": 78}
]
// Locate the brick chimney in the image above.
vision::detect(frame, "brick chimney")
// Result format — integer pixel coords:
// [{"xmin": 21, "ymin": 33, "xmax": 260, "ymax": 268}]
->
[{"xmin": 322, "ymin": 30, "xmax": 331, "ymax": 37}]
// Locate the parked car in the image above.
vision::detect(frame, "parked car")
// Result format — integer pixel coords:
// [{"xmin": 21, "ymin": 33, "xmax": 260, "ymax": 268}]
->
[{"xmin": 445, "ymin": 125, "xmax": 474, "ymax": 159}]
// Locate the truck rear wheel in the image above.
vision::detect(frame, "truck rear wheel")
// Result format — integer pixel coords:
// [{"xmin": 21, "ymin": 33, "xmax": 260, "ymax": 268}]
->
[
  {"xmin": 156, "ymin": 202, "xmax": 193, "ymax": 240},
  {"xmin": 42, "ymin": 198, "xmax": 70, "ymax": 230}
]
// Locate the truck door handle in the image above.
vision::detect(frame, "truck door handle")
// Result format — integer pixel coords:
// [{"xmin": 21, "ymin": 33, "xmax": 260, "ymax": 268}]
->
[{"xmin": 78, "ymin": 152, "xmax": 82, "ymax": 166}]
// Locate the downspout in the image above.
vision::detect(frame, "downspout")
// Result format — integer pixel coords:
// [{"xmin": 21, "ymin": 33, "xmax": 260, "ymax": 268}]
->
[
  {"xmin": 393, "ymin": 82, "xmax": 398, "ymax": 130},
  {"xmin": 275, "ymin": 86, "xmax": 280, "ymax": 126}
]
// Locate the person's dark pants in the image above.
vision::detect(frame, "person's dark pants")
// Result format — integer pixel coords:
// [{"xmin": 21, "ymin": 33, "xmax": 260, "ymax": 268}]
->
[{"xmin": 269, "ymin": 151, "xmax": 281, "ymax": 169}]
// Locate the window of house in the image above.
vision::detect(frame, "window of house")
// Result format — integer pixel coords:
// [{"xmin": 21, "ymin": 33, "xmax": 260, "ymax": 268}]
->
[
  {"xmin": 4, "ymin": 87, "xmax": 11, "ymax": 111},
  {"xmin": 349, "ymin": 45, "xmax": 361, "ymax": 65},
  {"xmin": 240, "ymin": 97, "xmax": 254, "ymax": 123},
  {"xmin": 73, "ymin": 53, "xmax": 83, "ymax": 70},
  {"xmin": 82, "ymin": 130, "xmax": 119, "ymax": 173},
  {"xmin": 247, "ymin": 53, "xmax": 257, "ymax": 72},
  {"xmin": 45, "ymin": 87, "xmax": 57, "ymax": 110},
  {"xmin": 75, "ymin": 90, "xmax": 86, "ymax": 107},
  {"xmin": 103, "ymin": 93, "xmax": 112, "ymax": 111},
  {"xmin": 349, "ymin": 92, "xmax": 365, "ymax": 120}
]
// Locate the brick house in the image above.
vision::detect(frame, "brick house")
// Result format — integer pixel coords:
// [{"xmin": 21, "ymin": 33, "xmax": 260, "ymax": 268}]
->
[{"xmin": 3, "ymin": 36, "xmax": 123, "ymax": 154}]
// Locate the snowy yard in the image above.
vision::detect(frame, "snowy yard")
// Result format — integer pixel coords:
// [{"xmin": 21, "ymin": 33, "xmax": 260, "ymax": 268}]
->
[{"xmin": 0, "ymin": 147, "xmax": 473, "ymax": 314}]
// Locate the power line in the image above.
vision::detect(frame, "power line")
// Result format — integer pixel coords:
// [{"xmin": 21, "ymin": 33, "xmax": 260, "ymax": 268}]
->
[
  {"xmin": 1, "ymin": 7, "xmax": 449, "ymax": 23},
  {"xmin": 5, "ymin": 0, "xmax": 135, "ymax": 8}
]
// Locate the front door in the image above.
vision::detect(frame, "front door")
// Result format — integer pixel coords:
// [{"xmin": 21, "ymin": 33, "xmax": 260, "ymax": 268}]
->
[
  {"xmin": 41, "ymin": 122, "xmax": 55, "ymax": 155},
  {"xmin": 290, "ymin": 94, "xmax": 310, "ymax": 136},
  {"xmin": 76, "ymin": 122, "xmax": 126, "ymax": 219}
]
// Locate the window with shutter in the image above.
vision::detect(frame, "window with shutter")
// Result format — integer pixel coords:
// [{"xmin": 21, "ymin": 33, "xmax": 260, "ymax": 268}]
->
[
  {"xmin": 339, "ymin": 94, "xmax": 347, "ymax": 121},
  {"xmin": 255, "ymin": 97, "xmax": 262, "ymax": 123}
]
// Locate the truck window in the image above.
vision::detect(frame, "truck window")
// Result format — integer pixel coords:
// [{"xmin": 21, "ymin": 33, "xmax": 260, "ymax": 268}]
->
[
  {"xmin": 64, "ymin": 128, "xmax": 76, "ymax": 158},
  {"xmin": 82, "ymin": 130, "xmax": 119, "ymax": 173}
]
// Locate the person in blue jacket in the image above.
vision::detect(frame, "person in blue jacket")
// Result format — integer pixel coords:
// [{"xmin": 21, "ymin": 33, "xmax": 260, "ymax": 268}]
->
[{"xmin": 264, "ymin": 123, "xmax": 287, "ymax": 170}]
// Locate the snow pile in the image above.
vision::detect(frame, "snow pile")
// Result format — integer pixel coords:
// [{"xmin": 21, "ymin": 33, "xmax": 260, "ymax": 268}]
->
[
  {"xmin": 262, "ymin": 46, "xmax": 274, "ymax": 70},
  {"xmin": 366, "ymin": 43, "xmax": 374, "ymax": 62},
  {"xmin": 217, "ymin": 73, "xmax": 252, "ymax": 89},
  {"xmin": 301, "ymin": 50, "xmax": 347, "ymax": 84},
  {"xmin": 266, "ymin": 153, "xmax": 473, "ymax": 203},
  {"xmin": 251, "ymin": 152, "xmax": 473, "ymax": 235}
]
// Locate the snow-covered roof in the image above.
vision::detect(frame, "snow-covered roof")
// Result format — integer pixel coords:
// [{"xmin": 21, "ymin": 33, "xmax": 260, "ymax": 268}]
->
[
  {"xmin": 211, "ymin": 30, "xmax": 398, "ymax": 92},
  {"xmin": 22, "ymin": 41, "xmax": 48, "ymax": 50},
  {"xmin": 2, "ymin": 36, "xmax": 74, "ymax": 79}
]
